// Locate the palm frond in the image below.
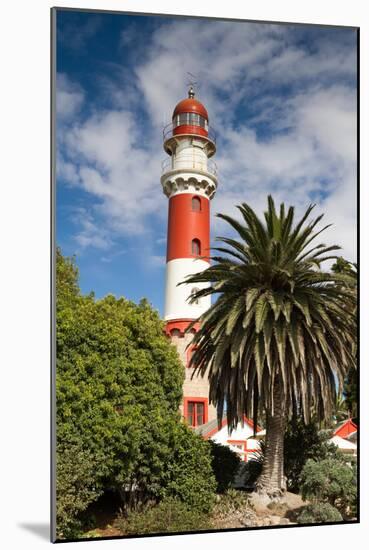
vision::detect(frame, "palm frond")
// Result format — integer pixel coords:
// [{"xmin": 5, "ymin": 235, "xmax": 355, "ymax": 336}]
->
[{"xmin": 182, "ymin": 197, "xmax": 356, "ymax": 431}]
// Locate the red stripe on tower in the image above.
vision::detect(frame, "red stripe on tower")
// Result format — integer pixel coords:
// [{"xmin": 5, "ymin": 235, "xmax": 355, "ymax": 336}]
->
[
  {"xmin": 166, "ymin": 194, "xmax": 210, "ymax": 263},
  {"xmin": 160, "ymin": 85, "xmax": 219, "ymax": 425}
]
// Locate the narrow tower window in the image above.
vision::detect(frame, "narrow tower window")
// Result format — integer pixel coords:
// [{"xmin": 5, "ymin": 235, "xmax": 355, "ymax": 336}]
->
[
  {"xmin": 192, "ymin": 196, "xmax": 201, "ymax": 212},
  {"xmin": 192, "ymin": 238, "xmax": 201, "ymax": 256}
]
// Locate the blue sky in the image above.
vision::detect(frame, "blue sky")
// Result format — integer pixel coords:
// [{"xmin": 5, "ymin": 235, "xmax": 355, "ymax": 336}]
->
[{"xmin": 56, "ymin": 9, "xmax": 357, "ymax": 316}]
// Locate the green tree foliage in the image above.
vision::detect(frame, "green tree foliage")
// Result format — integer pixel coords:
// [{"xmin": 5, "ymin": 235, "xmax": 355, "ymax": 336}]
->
[
  {"xmin": 55, "ymin": 248, "xmax": 216, "ymax": 538},
  {"xmin": 56, "ymin": 439, "xmax": 101, "ymax": 539},
  {"xmin": 284, "ymin": 418, "xmax": 344, "ymax": 492},
  {"xmin": 331, "ymin": 393, "xmax": 350, "ymax": 425},
  {"xmin": 183, "ymin": 197, "xmax": 357, "ymax": 494},
  {"xmin": 56, "ymin": 249, "xmax": 80, "ymax": 306},
  {"xmin": 332, "ymin": 257, "xmax": 357, "ymax": 419},
  {"xmin": 331, "ymin": 257, "xmax": 356, "ymax": 277},
  {"xmin": 300, "ymin": 458, "xmax": 357, "ymax": 514},
  {"xmin": 208, "ymin": 440, "xmax": 241, "ymax": 493},
  {"xmin": 343, "ymin": 367, "xmax": 357, "ymax": 418},
  {"xmin": 163, "ymin": 422, "xmax": 216, "ymax": 512},
  {"xmin": 297, "ymin": 502, "xmax": 343, "ymax": 524}
]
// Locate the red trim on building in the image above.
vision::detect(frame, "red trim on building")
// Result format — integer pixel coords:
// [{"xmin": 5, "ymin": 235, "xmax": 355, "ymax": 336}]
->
[
  {"xmin": 334, "ymin": 419, "xmax": 357, "ymax": 439},
  {"xmin": 173, "ymin": 125, "xmax": 208, "ymax": 138},
  {"xmin": 241, "ymin": 416, "xmax": 262, "ymax": 432},
  {"xmin": 226, "ymin": 439, "xmax": 260, "ymax": 462},
  {"xmin": 227, "ymin": 439, "xmax": 247, "ymax": 449},
  {"xmin": 183, "ymin": 397, "xmax": 209, "ymax": 427},
  {"xmin": 202, "ymin": 415, "xmax": 262, "ymax": 440},
  {"xmin": 166, "ymin": 194, "xmax": 210, "ymax": 263},
  {"xmin": 227, "ymin": 439, "xmax": 247, "ymax": 462},
  {"xmin": 203, "ymin": 417, "xmax": 229, "ymax": 439},
  {"xmin": 164, "ymin": 319, "xmax": 200, "ymax": 337}
]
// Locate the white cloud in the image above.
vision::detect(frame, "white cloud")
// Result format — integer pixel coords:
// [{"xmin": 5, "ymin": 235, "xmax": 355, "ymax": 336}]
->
[
  {"xmin": 56, "ymin": 155, "xmax": 80, "ymax": 186},
  {"xmin": 58, "ymin": 20, "xmax": 357, "ymax": 262},
  {"xmin": 71, "ymin": 208, "xmax": 113, "ymax": 251},
  {"xmin": 212, "ymin": 84, "xmax": 357, "ymax": 260},
  {"xmin": 61, "ymin": 108, "xmax": 164, "ymax": 235},
  {"xmin": 58, "ymin": 15, "xmax": 103, "ymax": 52},
  {"xmin": 56, "ymin": 73, "xmax": 84, "ymax": 122}
]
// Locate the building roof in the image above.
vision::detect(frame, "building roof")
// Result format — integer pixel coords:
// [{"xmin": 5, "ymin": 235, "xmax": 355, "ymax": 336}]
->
[
  {"xmin": 346, "ymin": 431, "xmax": 357, "ymax": 443},
  {"xmin": 173, "ymin": 97, "xmax": 208, "ymax": 120},
  {"xmin": 250, "ymin": 428, "xmax": 266, "ymax": 440},
  {"xmin": 329, "ymin": 435, "xmax": 357, "ymax": 452},
  {"xmin": 194, "ymin": 414, "xmax": 227, "ymax": 438},
  {"xmin": 334, "ymin": 418, "xmax": 357, "ymax": 439},
  {"xmin": 195, "ymin": 414, "xmax": 261, "ymax": 439}
]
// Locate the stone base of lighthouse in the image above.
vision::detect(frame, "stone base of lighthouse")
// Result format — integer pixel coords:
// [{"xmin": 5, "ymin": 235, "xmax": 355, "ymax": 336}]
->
[{"xmin": 166, "ymin": 326, "xmax": 217, "ymax": 425}]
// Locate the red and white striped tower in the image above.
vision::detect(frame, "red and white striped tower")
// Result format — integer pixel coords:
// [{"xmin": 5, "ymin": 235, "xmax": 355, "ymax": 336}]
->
[{"xmin": 161, "ymin": 87, "xmax": 218, "ymax": 426}]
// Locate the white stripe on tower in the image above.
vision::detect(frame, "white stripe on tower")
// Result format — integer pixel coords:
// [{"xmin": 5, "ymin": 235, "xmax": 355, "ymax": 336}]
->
[{"xmin": 161, "ymin": 87, "xmax": 217, "ymax": 335}]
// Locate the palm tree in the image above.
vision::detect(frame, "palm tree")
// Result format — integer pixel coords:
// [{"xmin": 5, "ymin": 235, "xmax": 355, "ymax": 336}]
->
[
  {"xmin": 183, "ymin": 197, "xmax": 356, "ymax": 497},
  {"xmin": 332, "ymin": 257, "xmax": 358, "ymax": 421},
  {"xmin": 332, "ymin": 393, "xmax": 350, "ymax": 424}
]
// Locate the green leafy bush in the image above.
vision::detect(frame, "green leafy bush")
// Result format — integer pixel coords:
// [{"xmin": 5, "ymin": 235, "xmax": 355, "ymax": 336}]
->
[
  {"xmin": 163, "ymin": 422, "xmax": 217, "ymax": 513},
  {"xmin": 56, "ymin": 440, "xmax": 101, "ymax": 539},
  {"xmin": 242, "ymin": 459, "xmax": 263, "ymax": 487},
  {"xmin": 297, "ymin": 503, "xmax": 343, "ymax": 524},
  {"xmin": 117, "ymin": 497, "xmax": 211, "ymax": 535},
  {"xmin": 284, "ymin": 417, "xmax": 344, "ymax": 492},
  {"xmin": 55, "ymin": 249, "xmax": 216, "ymax": 538},
  {"xmin": 213, "ymin": 489, "xmax": 250, "ymax": 515},
  {"xmin": 208, "ymin": 440, "xmax": 241, "ymax": 493},
  {"xmin": 300, "ymin": 458, "xmax": 357, "ymax": 513},
  {"xmin": 239, "ymin": 439, "xmax": 264, "ymax": 487}
]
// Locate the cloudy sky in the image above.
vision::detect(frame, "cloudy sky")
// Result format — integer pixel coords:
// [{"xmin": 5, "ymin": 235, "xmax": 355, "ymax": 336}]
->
[{"xmin": 56, "ymin": 9, "xmax": 357, "ymax": 315}]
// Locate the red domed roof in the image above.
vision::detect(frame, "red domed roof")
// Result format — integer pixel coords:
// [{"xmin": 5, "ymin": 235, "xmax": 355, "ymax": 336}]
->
[{"xmin": 172, "ymin": 97, "xmax": 208, "ymax": 120}]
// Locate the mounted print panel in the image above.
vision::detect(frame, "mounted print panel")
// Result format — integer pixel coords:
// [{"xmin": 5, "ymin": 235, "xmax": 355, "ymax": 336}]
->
[{"xmin": 51, "ymin": 7, "xmax": 358, "ymax": 542}]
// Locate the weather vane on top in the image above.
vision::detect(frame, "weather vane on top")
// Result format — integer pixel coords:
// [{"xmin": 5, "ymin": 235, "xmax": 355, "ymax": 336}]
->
[{"xmin": 186, "ymin": 72, "xmax": 199, "ymax": 98}]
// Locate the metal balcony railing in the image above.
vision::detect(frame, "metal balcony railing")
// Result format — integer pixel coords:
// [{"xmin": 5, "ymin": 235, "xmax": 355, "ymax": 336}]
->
[
  {"xmin": 162, "ymin": 122, "xmax": 217, "ymax": 144},
  {"xmin": 161, "ymin": 156, "xmax": 218, "ymax": 177}
]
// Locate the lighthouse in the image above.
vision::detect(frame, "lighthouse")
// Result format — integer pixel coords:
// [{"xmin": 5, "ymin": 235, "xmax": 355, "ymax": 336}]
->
[{"xmin": 161, "ymin": 87, "xmax": 218, "ymax": 426}]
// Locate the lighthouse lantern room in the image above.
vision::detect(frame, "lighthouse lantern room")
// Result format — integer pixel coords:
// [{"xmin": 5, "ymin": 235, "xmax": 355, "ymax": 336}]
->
[{"xmin": 161, "ymin": 87, "xmax": 218, "ymax": 425}]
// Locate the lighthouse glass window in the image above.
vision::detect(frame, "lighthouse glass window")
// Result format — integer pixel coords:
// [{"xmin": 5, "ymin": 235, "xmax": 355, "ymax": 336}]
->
[
  {"xmin": 189, "ymin": 113, "xmax": 200, "ymax": 125},
  {"xmin": 174, "ymin": 113, "xmax": 207, "ymax": 128}
]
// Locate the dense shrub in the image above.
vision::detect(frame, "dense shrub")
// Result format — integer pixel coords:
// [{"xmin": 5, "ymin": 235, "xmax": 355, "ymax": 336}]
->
[
  {"xmin": 297, "ymin": 503, "xmax": 343, "ymax": 524},
  {"xmin": 56, "ymin": 440, "xmax": 101, "ymax": 539},
  {"xmin": 209, "ymin": 440, "xmax": 241, "ymax": 492},
  {"xmin": 300, "ymin": 458, "xmax": 357, "ymax": 514},
  {"xmin": 163, "ymin": 422, "xmax": 217, "ymax": 513},
  {"xmin": 242, "ymin": 459, "xmax": 263, "ymax": 488},
  {"xmin": 55, "ymin": 249, "xmax": 216, "ymax": 538},
  {"xmin": 117, "ymin": 497, "xmax": 211, "ymax": 535},
  {"xmin": 284, "ymin": 417, "xmax": 344, "ymax": 492},
  {"xmin": 239, "ymin": 440, "xmax": 264, "ymax": 488},
  {"xmin": 214, "ymin": 489, "xmax": 250, "ymax": 514}
]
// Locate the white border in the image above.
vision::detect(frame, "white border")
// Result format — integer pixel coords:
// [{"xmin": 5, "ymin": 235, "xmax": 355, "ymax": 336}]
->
[{"xmin": 1, "ymin": 1, "xmax": 367, "ymax": 548}]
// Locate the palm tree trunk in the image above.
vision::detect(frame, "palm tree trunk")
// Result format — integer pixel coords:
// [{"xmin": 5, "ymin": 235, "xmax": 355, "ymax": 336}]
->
[{"xmin": 256, "ymin": 376, "xmax": 286, "ymax": 496}]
